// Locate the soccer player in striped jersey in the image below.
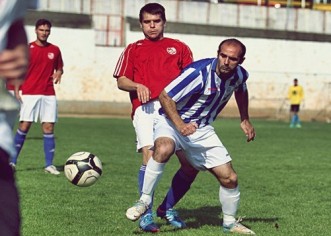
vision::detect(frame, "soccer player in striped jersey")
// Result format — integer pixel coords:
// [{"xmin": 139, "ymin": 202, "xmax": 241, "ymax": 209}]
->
[
  {"xmin": 113, "ymin": 3, "xmax": 198, "ymax": 233},
  {"xmin": 287, "ymin": 78, "xmax": 304, "ymax": 128},
  {"xmin": 10, "ymin": 19, "xmax": 64, "ymax": 175},
  {"xmin": 126, "ymin": 38, "xmax": 256, "ymax": 235}
]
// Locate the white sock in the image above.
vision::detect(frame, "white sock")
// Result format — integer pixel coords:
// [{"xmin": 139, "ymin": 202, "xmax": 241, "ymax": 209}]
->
[
  {"xmin": 140, "ymin": 158, "xmax": 165, "ymax": 205},
  {"xmin": 219, "ymin": 185, "xmax": 240, "ymax": 225}
]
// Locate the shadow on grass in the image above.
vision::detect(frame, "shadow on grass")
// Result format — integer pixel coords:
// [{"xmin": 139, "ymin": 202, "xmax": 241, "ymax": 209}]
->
[
  {"xmin": 181, "ymin": 206, "xmax": 221, "ymax": 227},
  {"xmin": 15, "ymin": 165, "xmax": 64, "ymax": 172},
  {"xmin": 182, "ymin": 206, "xmax": 279, "ymax": 230},
  {"xmin": 15, "ymin": 162, "xmax": 106, "ymax": 173},
  {"xmin": 132, "ymin": 206, "xmax": 279, "ymax": 234},
  {"xmin": 25, "ymin": 136, "xmax": 58, "ymax": 140}
]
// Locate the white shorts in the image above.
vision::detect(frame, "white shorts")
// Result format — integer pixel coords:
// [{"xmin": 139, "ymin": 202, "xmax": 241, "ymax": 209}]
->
[
  {"xmin": 19, "ymin": 95, "xmax": 57, "ymax": 123},
  {"xmin": 132, "ymin": 100, "xmax": 162, "ymax": 152},
  {"xmin": 154, "ymin": 116, "xmax": 232, "ymax": 171}
]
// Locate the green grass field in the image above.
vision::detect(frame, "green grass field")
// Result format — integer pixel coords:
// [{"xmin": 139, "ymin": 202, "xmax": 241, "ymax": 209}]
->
[{"xmin": 13, "ymin": 117, "xmax": 331, "ymax": 236}]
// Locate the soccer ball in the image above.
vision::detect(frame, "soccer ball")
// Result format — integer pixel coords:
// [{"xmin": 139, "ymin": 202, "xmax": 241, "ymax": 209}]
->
[{"xmin": 64, "ymin": 152, "xmax": 103, "ymax": 187}]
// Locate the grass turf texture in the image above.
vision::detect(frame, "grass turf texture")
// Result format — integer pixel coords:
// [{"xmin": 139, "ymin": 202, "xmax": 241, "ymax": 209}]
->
[{"xmin": 13, "ymin": 117, "xmax": 331, "ymax": 236}]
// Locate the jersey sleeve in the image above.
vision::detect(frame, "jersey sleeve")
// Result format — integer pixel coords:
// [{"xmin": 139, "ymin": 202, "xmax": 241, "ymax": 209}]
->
[
  {"xmin": 235, "ymin": 66, "xmax": 249, "ymax": 92},
  {"xmin": 56, "ymin": 49, "xmax": 64, "ymax": 71},
  {"xmin": 180, "ymin": 42, "xmax": 193, "ymax": 69},
  {"xmin": 113, "ymin": 43, "xmax": 135, "ymax": 80}
]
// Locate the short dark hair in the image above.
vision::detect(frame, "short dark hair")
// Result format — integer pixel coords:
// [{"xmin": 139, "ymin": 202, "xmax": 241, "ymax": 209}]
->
[
  {"xmin": 35, "ymin": 19, "xmax": 52, "ymax": 29},
  {"xmin": 218, "ymin": 38, "xmax": 246, "ymax": 59},
  {"xmin": 139, "ymin": 3, "xmax": 166, "ymax": 23}
]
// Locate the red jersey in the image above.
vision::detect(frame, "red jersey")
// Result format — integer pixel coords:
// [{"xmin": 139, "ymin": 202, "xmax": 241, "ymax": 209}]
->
[
  {"xmin": 21, "ymin": 41, "xmax": 63, "ymax": 95},
  {"xmin": 113, "ymin": 37, "xmax": 193, "ymax": 117}
]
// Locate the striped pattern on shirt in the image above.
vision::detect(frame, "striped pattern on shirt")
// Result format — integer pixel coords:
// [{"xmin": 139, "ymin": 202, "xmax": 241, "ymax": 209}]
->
[{"xmin": 164, "ymin": 58, "xmax": 249, "ymax": 127}]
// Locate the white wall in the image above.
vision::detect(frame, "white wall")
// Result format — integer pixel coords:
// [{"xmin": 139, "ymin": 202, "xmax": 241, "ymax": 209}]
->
[{"xmin": 25, "ymin": 24, "xmax": 331, "ymax": 113}]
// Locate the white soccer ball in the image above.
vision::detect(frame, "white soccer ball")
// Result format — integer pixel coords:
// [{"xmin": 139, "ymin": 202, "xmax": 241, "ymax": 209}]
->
[{"xmin": 64, "ymin": 152, "xmax": 103, "ymax": 187}]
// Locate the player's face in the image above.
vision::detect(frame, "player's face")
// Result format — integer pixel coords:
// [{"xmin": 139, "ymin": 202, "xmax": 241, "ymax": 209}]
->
[
  {"xmin": 216, "ymin": 43, "xmax": 244, "ymax": 78},
  {"xmin": 140, "ymin": 12, "xmax": 165, "ymax": 41},
  {"xmin": 35, "ymin": 24, "xmax": 51, "ymax": 43}
]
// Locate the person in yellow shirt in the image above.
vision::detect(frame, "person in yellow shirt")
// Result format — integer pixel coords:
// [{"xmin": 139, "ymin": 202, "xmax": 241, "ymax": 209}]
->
[{"xmin": 287, "ymin": 78, "xmax": 304, "ymax": 128}]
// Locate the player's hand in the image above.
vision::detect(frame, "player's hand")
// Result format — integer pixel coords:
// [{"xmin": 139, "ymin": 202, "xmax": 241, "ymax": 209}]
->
[
  {"xmin": 10, "ymin": 79, "xmax": 23, "ymax": 103},
  {"xmin": 14, "ymin": 90, "xmax": 22, "ymax": 103},
  {"xmin": 178, "ymin": 122, "xmax": 198, "ymax": 136},
  {"xmin": 0, "ymin": 45, "xmax": 28, "ymax": 80},
  {"xmin": 240, "ymin": 119, "xmax": 255, "ymax": 142},
  {"xmin": 136, "ymin": 84, "xmax": 151, "ymax": 103},
  {"xmin": 53, "ymin": 71, "xmax": 62, "ymax": 84}
]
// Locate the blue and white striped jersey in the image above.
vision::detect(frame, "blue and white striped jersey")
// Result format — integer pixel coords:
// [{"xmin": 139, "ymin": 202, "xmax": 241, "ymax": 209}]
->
[{"xmin": 163, "ymin": 58, "xmax": 249, "ymax": 127}]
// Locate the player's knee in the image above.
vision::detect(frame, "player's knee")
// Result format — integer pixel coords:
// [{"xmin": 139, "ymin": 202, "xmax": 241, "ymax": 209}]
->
[
  {"xmin": 19, "ymin": 121, "xmax": 31, "ymax": 132},
  {"xmin": 220, "ymin": 172, "xmax": 238, "ymax": 189},
  {"xmin": 154, "ymin": 137, "xmax": 174, "ymax": 162},
  {"xmin": 42, "ymin": 123, "xmax": 54, "ymax": 133}
]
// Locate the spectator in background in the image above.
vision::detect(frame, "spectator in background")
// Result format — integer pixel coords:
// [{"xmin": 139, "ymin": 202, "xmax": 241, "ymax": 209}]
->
[{"xmin": 287, "ymin": 78, "xmax": 304, "ymax": 128}]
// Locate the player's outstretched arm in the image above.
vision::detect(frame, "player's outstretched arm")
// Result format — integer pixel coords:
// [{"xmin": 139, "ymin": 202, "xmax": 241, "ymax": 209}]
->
[{"xmin": 235, "ymin": 89, "xmax": 255, "ymax": 142}]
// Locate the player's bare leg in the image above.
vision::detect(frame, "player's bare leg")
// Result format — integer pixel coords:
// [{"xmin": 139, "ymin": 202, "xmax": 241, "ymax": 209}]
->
[{"xmin": 210, "ymin": 163, "xmax": 255, "ymax": 235}]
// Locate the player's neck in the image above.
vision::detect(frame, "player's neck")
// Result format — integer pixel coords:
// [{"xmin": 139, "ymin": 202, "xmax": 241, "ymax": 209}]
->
[
  {"xmin": 145, "ymin": 35, "xmax": 164, "ymax": 42},
  {"xmin": 34, "ymin": 40, "xmax": 48, "ymax": 47}
]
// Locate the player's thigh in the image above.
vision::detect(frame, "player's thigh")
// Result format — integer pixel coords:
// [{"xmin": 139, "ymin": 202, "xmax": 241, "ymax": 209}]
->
[
  {"xmin": 154, "ymin": 117, "xmax": 178, "ymax": 150},
  {"xmin": 179, "ymin": 126, "xmax": 231, "ymax": 170},
  {"xmin": 176, "ymin": 150, "xmax": 199, "ymax": 177},
  {"xmin": 40, "ymin": 96, "xmax": 57, "ymax": 123},
  {"xmin": 133, "ymin": 108, "xmax": 156, "ymax": 152},
  {"xmin": 290, "ymin": 104, "xmax": 299, "ymax": 112},
  {"xmin": 19, "ymin": 95, "xmax": 42, "ymax": 122}
]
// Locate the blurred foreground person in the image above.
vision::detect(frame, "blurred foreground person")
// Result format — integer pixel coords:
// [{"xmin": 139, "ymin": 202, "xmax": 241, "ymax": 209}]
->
[{"xmin": 0, "ymin": 0, "xmax": 29, "ymax": 235}]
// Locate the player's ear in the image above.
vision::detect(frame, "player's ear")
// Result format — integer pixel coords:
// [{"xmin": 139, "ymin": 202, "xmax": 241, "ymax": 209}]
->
[{"xmin": 239, "ymin": 57, "xmax": 245, "ymax": 64}]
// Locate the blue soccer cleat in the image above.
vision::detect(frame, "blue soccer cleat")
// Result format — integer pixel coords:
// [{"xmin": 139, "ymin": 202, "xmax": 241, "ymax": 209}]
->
[
  {"xmin": 157, "ymin": 208, "xmax": 186, "ymax": 229},
  {"xmin": 139, "ymin": 213, "xmax": 160, "ymax": 233}
]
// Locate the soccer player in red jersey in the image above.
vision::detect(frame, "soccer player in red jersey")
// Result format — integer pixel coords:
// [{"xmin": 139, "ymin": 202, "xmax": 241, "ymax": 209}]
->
[
  {"xmin": 10, "ymin": 19, "xmax": 64, "ymax": 175},
  {"xmin": 113, "ymin": 3, "xmax": 198, "ymax": 233}
]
